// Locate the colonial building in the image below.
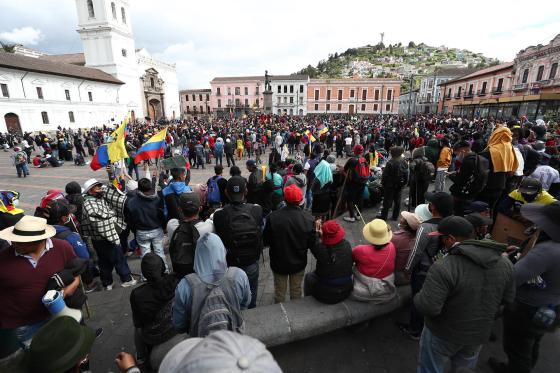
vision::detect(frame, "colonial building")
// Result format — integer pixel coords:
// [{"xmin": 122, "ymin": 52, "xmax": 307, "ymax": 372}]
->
[
  {"xmin": 0, "ymin": 0, "xmax": 179, "ymax": 133},
  {"xmin": 307, "ymin": 78, "xmax": 401, "ymax": 115},
  {"xmin": 416, "ymin": 67, "xmax": 476, "ymax": 114},
  {"xmin": 437, "ymin": 34, "xmax": 560, "ymax": 121},
  {"xmin": 398, "ymin": 89, "xmax": 419, "ymax": 116},
  {"xmin": 438, "ymin": 62, "xmax": 514, "ymax": 119},
  {"xmin": 179, "ymin": 89, "xmax": 211, "ymax": 118},
  {"xmin": 271, "ymin": 75, "xmax": 309, "ymax": 116},
  {"xmin": 210, "ymin": 76, "xmax": 264, "ymax": 118}
]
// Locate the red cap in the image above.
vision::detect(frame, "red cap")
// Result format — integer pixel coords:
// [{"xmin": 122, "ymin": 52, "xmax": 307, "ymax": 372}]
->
[
  {"xmin": 321, "ymin": 220, "xmax": 345, "ymax": 245},
  {"xmin": 353, "ymin": 144, "xmax": 364, "ymax": 155},
  {"xmin": 284, "ymin": 184, "xmax": 303, "ymax": 205}
]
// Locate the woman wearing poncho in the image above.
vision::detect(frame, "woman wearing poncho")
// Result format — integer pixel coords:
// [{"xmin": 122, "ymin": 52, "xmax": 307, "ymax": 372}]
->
[
  {"xmin": 478, "ymin": 126, "xmax": 519, "ymax": 211},
  {"xmin": 310, "ymin": 160, "xmax": 333, "ymax": 218}
]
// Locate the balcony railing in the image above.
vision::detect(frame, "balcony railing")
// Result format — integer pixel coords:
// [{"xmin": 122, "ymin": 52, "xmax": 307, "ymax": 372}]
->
[
  {"xmin": 491, "ymin": 87, "xmax": 503, "ymax": 95},
  {"xmin": 463, "ymin": 91, "xmax": 474, "ymax": 99},
  {"xmin": 513, "ymin": 83, "xmax": 528, "ymax": 91},
  {"xmin": 444, "ymin": 95, "xmax": 452, "ymax": 100},
  {"xmin": 454, "ymin": 93, "xmax": 462, "ymax": 99},
  {"xmin": 215, "ymin": 92, "xmax": 221, "ymax": 96},
  {"xmin": 477, "ymin": 89, "xmax": 487, "ymax": 97}
]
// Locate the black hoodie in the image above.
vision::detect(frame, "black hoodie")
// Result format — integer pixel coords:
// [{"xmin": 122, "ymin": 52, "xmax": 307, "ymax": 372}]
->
[{"xmin": 130, "ymin": 253, "xmax": 179, "ymax": 342}]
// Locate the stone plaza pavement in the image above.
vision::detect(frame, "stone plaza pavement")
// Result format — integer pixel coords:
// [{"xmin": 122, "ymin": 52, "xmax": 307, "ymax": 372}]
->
[{"xmin": 1, "ymin": 149, "xmax": 559, "ymax": 372}]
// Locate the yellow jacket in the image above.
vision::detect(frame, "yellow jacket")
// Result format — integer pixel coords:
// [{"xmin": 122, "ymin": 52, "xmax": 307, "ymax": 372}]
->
[{"xmin": 436, "ymin": 147, "xmax": 452, "ymax": 169}]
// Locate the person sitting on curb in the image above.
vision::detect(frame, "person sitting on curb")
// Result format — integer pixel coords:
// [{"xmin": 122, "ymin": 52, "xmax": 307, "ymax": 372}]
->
[
  {"xmin": 392, "ymin": 211, "xmax": 422, "ymax": 286},
  {"xmin": 351, "ymin": 219, "xmax": 397, "ymax": 303},
  {"xmin": 496, "ymin": 178, "xmax": 556, "ymax": 221},
  {"xmin": 304, "ymin": 220, "xmax": 353, "ymax": 304}
]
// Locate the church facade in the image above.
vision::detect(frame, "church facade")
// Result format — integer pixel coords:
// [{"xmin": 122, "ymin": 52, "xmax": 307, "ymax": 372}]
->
[{"xmin": 0, "ymin": 0, "xmax": 179, "ymax": 134}]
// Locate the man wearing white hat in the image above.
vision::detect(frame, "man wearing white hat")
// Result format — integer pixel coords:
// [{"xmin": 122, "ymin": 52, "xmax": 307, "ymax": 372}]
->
[
  {"xmin": 81, "ymin": 178, "xmax": 136, "ymax": 291},
  {"xmin": 0, "ymin": 216, "xmax": 80, "ymax": 346}
]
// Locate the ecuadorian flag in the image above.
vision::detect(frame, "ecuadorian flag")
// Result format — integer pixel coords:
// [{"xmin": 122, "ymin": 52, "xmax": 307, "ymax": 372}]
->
[
  {"xmin": 90, "ymin": 144, "xmax": 109, "ymax": 171},
  {"xmin": 134, "ymin": 128, "xmax": 167, "ymax": 164}
]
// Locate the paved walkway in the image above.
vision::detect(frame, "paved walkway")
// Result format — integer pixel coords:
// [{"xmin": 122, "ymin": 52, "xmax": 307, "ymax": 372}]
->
[{"xmin": 2, "ymin": 149, "xmax": 559, "ymax": 372}]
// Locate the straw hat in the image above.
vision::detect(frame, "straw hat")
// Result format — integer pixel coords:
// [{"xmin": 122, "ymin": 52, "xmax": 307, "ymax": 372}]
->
[
  {"xmin": 0, "ymin": 215, "xmax": 56, "ymax": 243},
  {"xmin": 362, "ymin": 219, "xmax": 392, "ymax": 246}
]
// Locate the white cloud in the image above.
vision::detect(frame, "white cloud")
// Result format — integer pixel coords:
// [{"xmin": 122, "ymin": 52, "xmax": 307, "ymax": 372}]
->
[
  {"xmin": 1, "ymin": 0, "xmax": 559, "ymax": 89},
  {"xmin": 0, "ymin": 26, "xmax": 44, "ymax": 45}
]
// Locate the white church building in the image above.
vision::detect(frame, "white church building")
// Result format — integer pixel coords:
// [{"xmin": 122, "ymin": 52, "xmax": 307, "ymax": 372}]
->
[{"xmin": 0, "ymin": 0, "xmax": 179, "ymax": 134}]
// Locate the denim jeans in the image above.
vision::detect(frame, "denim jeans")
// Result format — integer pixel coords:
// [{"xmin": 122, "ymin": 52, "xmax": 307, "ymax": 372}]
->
[
  {"xmin": 215, "ymin": 152, "xmax": 223, "ymax": 166},
  {"xmin": 15, "ymin": 163, "xmax": 29, "ymax": 177},
  {"xmin": 128, "ymin": 162, "xmax": 139, "ymax": 180},
  {"xmin": 434, "ymin": 170, "xmax": 446, "ymax": 192},
  {"xmin": 238, "ymin": 262, "xmax": 259, "ymax": 309},
  {"xmin": 136, "ymin": 228, "xmax": 168, "ymax": 272},
  {"xmin": 418, "ymin": 327, "xmax": 482, "ymax": 373},
  {"xmin": 13, "ymin": 320, "xmax": 47, "ymax": 347}
]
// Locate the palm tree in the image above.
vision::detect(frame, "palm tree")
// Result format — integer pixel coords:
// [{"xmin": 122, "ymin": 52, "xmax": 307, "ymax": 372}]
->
[{"xmin": 0, "ymin": 42, "xmax": 17, "ymax": 53}]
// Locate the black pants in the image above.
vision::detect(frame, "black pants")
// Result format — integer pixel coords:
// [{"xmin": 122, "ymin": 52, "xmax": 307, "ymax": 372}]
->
[
  {"xmin": 92, "ymin": 239, "xmax": 132, "ymax": 287},
  {"xmin": 503, "ymin": 302, "xmax": 549, "ymax": 373},
  {"xmin": 409, "ymin": 268, "xmax": 427, "ymax": 334},
  {"xmin": 226, "ymin": 153, "xmax": 235, "ymax": 167},
  {"xmin": 410, "ymin": 180, "xmax": 429, "ymax": 209},
  {"xmin": 380, "ymin": 186, "xmax": 403, "ymax": 220}
]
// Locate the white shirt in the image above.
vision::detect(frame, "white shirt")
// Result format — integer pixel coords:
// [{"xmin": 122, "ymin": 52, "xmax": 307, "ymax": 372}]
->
[
  {"xmin": 529, "ymin": 166, "xmax": 560, "ymax": 191},
  {"xmin": 513, "ymin": 146, "xmax": 524, "ymax": 177},
  {"xmin": 344, "ymin": 137, "xmax": 353, "ymax": 146}
]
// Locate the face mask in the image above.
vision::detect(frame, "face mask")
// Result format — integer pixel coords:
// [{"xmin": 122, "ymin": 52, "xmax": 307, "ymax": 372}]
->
[
  {"xmin": 522, "ymin": 193, "xmax": 537, "ymax": 202},
  {"xmin": 12, "ymin": 199, "xmax": 19, "ymax": 207},
  {"xmin": 94, "ymin": 191, "xmax": 104, "ymax": 199}
]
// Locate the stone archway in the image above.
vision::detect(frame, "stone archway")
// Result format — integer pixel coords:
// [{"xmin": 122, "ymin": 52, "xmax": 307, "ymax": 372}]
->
[{"xmin": 4, "ymin": 113, "xmax": 22, "ymax": 135}]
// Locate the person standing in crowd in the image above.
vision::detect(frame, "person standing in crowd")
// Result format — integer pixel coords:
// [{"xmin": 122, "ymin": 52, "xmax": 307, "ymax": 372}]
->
[
  {"xmin": 378, "ymin": 146, "xmax": 409, "ymax": 221},
  {"xmin": 224, "ymin": 138, "xmax": 235, "ymax": 167},
  {"xmin": 0, "ymin": 216, "xmax": 79, "ymax": 346},
  {"xmin": 489, "ymin": 202, "xmax": 560, "ymax": 373},
  {"xmin": 415, "ymin": 216, "xmax": 514, "ymax": 373},
  {"xmin": 479, "ymin": 126, "xmax": 519, "ymax": 211},
  {"xmin": 310, "ymin": 158, "xmax": 333, "ymax": 218},
  {"xmin": 11, "ymin": 146, "xmax": 29, "ymax": 178},
  {"xmin": 285, "ymin": 163, "xmax": 308, "ymax": 208},
  {"xmin": 351, "ymin": 219, "xmax": 397, "ymax": 302},
  {"xmin": 434, "ymin": 138, "xmax": 452, "ymax": 192},
  {"xmin": 162, "ymin": 168, "xmax": 192, "ymax": 222},
  {"xmin": 342, "ymin": 145, "xmax": 369, "ymax": 222},
  {"xmin": 213, "ymin": 176, "xmax": 263, "ymax": 309},
  {"xmin": 194, "ymin": 141, "xmax": 205, "ymax": 169},
  {"xmin": 81, "ymin": 179, "xmax": 136, "ymax": 290},
  {"xmin": 214, "ymin": 137, "xmax": 224, "ymax": 166},
  {"xmin": 206, "ymin": 165, "xmax": 227, "ymax": 209},
  {"xmin": 246, "ymin": 160, "xmax": 263, "ymax": 205},
  {"xmin": 401, "ymin": 191, "xmax": 454, "ymax": 340},
  {"xmin": 409, "ymin": 147, "xmax": 433, "ymax": 207},
  {"xmin": 264, "ymin": 184, "xmax": 315, "ymax": 303},
  {"xmin": 304, "ymin": 220, "xmax": 353, "ymax": 304},
  {"xmin": 173, "ymin": 233, "xmax": 250, "ymax": 336},
  {"xmin": 65, "ymin": 181, "xmax": 84, "ymax": 224},
  {"xmin": 125, "ymin": 178, "xmax": 168, "ymax": 272},
  {"xmin": 448, "ymin": 140, "xmax": 489, "ymax": 216},
  {"xmin": 129, "ymin": 252, "xmax": 179, "ymax": 369}
]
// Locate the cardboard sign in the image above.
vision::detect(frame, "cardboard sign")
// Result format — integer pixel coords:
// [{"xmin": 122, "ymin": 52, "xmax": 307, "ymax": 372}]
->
[{"xmin": 491, "ymin": 213, "xmax": 532, "ymax": 246}]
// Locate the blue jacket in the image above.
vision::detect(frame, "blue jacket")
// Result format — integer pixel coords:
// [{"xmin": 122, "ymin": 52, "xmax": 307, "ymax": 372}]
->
[{"xmin": 54, "ymin": 225, "xmax": 90, "ymax": 259}]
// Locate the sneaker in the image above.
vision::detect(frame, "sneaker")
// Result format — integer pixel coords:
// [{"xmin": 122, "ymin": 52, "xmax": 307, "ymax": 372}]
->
[
  {"xmin": 121, "ymin": 279, "xmax": 137, "ymax": 288},
  {"xmin": 105, "ymin": 284, "xmax": 113, "ymax": 291},
  {"xmin": 85, "ymin": 281, "xmax": 101, "ymax": 293},
  {"xmin": 343, "ymin": 217, "xmax": 356, "ymax": 222}
]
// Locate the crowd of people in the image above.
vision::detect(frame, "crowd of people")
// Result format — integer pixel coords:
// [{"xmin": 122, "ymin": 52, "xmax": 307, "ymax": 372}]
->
[{"xmin": 1, "ymin": 112, "xmax": 560, "ymax": 373}]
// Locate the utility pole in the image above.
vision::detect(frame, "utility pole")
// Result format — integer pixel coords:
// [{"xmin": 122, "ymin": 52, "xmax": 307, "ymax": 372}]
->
[{"xmin": 407, "ymin": 74, "xmax": 414, "ymax": 119}]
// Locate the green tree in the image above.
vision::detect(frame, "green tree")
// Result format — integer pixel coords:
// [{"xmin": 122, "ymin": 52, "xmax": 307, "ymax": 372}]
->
[
  {"xmin": 408, "ymin": 41, "xmax": 416, "ymax": 48},
  {"xmin": 0, "ymin": 42, "xmax": 17, "ymax": 53}
]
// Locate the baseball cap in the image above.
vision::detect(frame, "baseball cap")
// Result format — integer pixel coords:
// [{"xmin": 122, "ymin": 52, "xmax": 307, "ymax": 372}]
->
[
  {"xmin": 464, "ymin": 212, "xmax": 493, "ymax": 227},
  {"xmin": 159, "ymin": 330, "xmax": 282, "ymax": 373},
  {"xmin": 428, "ymin": 216, "xmax": 474, "ymax": 238},
  {"xmin": 425, "ymin": 191, "xmax": 454, "ymax": 216},
  {"xmin": 227, "ymin": 176, "xmax": 247, "ymax": 203},
  {"xmin": 179, "ymin": 192, "xmax": 201, "ymax": 215},
  {"xmin": 518, "ymin": 178, "xmax": 542, "ymax": 195},
  {"xmin": 246, "ymin": 160, "xmax": 256, "ymax": 168}
]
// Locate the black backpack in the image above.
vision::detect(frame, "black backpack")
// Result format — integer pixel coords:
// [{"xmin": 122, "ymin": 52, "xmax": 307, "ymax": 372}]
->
[
  {"xmin": 224, "ymin": 204, "xmax": 261, "ymax": 266},
  {"xmin": 415, "ymin": 159, "xmax": 435, "ymax": 183},
  {"xmin": 462, "ymin": 155, "xmax": 489, "ymax": 198},
  {"xmin": 169, "ymin": 220, "xmax": 200, "ymax": 277},
  {"xmin": 393, "ymin": 159, "xmax": 409, "ymax": 188}
]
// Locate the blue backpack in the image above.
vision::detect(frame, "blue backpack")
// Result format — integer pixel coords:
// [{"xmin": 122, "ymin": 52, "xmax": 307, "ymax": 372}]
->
[
  {"xmin": 215, "ymin": 142, "xmax": 224, "ymax": 154},
  {"xmin": 207, "ymin": 176, "xmax": 222, "ymax": 205}
]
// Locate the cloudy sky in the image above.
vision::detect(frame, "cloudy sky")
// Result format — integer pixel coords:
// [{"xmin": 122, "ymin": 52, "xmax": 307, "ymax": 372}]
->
[{"xmin": 1, "ymin": 0, "xmax": 559, "ymax": 89}]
